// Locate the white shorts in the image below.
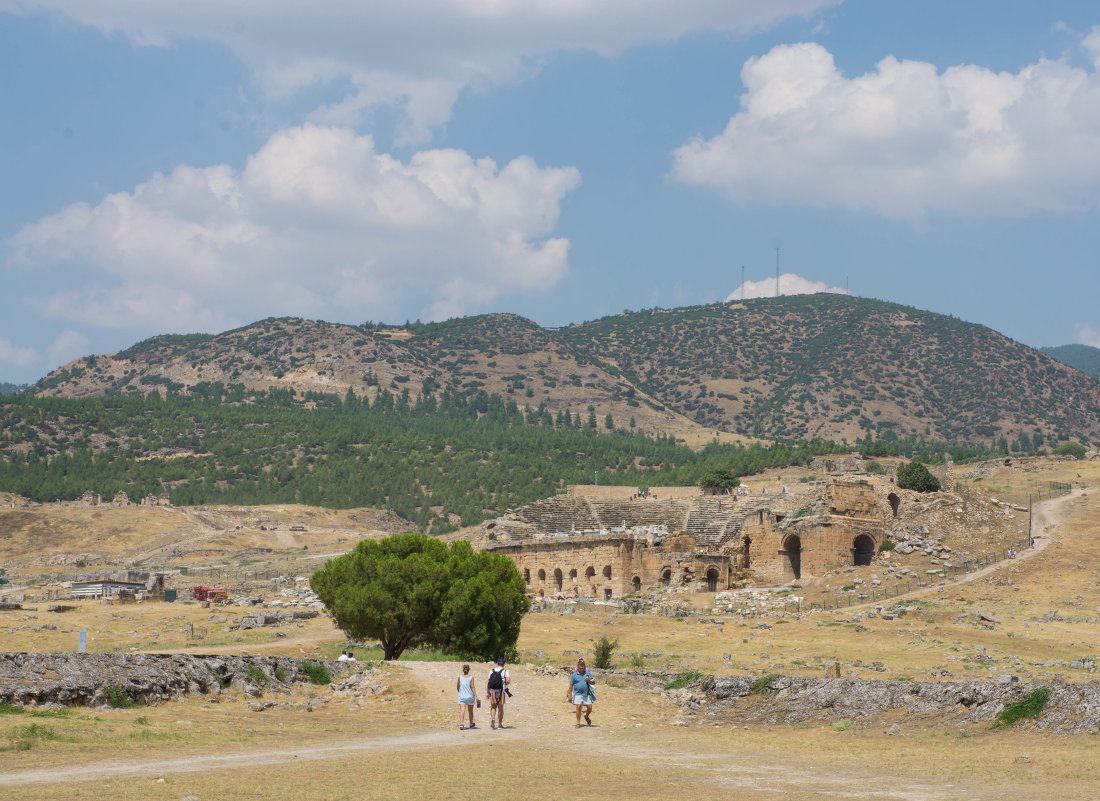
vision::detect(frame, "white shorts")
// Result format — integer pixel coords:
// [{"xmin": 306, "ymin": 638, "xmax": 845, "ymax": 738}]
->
[{"xmin": 573, "ymin": 693, "xmax": 594, "ymax": 705}]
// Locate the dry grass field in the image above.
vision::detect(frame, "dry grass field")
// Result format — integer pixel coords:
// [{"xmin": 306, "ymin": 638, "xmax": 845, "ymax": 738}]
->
[{"xmin": 1, "ymin": 457, "xmax": 1098, "ymax": 800}]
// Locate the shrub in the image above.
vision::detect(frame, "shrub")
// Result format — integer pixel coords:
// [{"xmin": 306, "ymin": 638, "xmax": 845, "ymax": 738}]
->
[
  {"xmin": 105, "ymin": 686, "xmax": 137, "ymax": 708},
  {"xmin": 865, "ymin": 460, "xmax": 886, "ymax": 475},
  {"xmin": 244, "ymin": 665, "xmax": 269, "ymax": 685},
  {"xmin": 0, "ymin": 701, "xmax": 25, "ymax": 715},
  {"xmin": 993, "ymin": 687, "xmax": 1051, "ymax": 729},
  {"xmin": 750, "ymin": 674, "xmax": 780, "ymax": 696},
  {"xmin": 663, "ymin": 669, "xmax": 702, "ymax": 690},
  {"xmin": 1054, "ymin": 441, "xmax": 1087, "ymax": 459},
  {"xmin": 300, "ymin": 661, "xmax": 332, "ymax": 685},
  {"xmin": 629, "ymin": 653, "xmax": 646, "ymax": 669},
  {"xmin": 273, "ymin": 666, "xmax": 287, "ymax": 683},
  {"xmin": 879, "ymin": 539, "xmax": 896, "ymax": 552},
  {"xmin": 592, "ymin": 636, "xmax": 618, "ymax": 670},
  {"xmin": 896, "ymin": 461, "xmax": 941, "ymax": 493}
]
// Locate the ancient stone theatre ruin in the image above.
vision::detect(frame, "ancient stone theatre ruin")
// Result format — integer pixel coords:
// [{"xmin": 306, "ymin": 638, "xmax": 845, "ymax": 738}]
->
[{"xmin": 483, "ymin": 481, "xmax": 884, "ymax": 597}]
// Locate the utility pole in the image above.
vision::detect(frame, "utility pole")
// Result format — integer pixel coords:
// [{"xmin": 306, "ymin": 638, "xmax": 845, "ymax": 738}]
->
[
  {"xmin": 741, "ymin": 265, "xmax": 745, "ymax": 301},
  {"xmin": 594, "ymin": 471, "xmax": 598, "ymax": 486},
  {"xmin": 775, "ymin": 247, "xmax": 780, "ymax": 297}
]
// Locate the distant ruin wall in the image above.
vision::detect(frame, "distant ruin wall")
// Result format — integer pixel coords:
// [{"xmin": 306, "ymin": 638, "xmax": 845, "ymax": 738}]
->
[{"xmin": 0, "ymin": 652, "xmax": 350, "ymax": 707}]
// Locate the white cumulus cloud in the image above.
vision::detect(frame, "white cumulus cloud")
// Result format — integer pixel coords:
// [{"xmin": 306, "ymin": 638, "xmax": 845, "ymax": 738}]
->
[
  {"xmin": 1, "ymin": 0, "xmax": 839, "ymax": 141},
  {"xmin": 1076, "ymin": 325, "xmax": 1100, "ymax": 349},
  {"xmin": 725, "ymin": 272, "xmax": 846, "ymax": 301},
  {"xmin": 47, "ymin": 330, "xmax": 91, "ymax": 368},
  {"xmin": 8, "ymin": 124, "xmax": 581, "ymax": 332},
  {"xmin": 0, "ymin": 339, "xmax": 38, "ymax": 369},
  {"xmin": 673, "ymin": 35, "xmax": 1100, "ymax": 219}
]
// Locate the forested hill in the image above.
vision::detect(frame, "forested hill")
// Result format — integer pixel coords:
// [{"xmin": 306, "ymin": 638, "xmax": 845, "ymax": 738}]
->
[
  {"xmin": 31, "ymin": 296, "xmax": 1100, "ymax": 445},
  {"xmin": 1042, "ymin": 344, "xmax": 1100, "ymax": 377}
]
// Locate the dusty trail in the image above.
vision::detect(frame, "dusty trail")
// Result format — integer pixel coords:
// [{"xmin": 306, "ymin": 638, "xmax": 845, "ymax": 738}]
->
[{"xmin": 0, "ymin": 660, "xmax": 958, "ymax": 800}]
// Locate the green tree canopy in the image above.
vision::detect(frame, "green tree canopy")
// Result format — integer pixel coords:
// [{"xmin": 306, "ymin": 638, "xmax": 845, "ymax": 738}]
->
[
  {"xmin": 896, "ymin": 461, "xmax": 941, "ymax": 493},
  {"xmin": 698, "ymin": 466, "xmax": 738, "ymax": 493},
  {"xmin": 310, "ymin": 533, "xmax": 529, "ymax": 660},
  {"xmin": 1054, "ymin": 441, "xmax": 1087, "ymax": 460}
]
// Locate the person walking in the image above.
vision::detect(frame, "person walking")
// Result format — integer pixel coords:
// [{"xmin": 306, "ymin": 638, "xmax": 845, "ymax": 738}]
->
[
  {"xmin": 456, "ymin": 664, "xmax": 477, "ymax": 730},
  {"xmin": 486, "ymin": 657, "xmax": 511, "ymax": 729},
  {"xmin": 566, "ymin": 657, "xmax": 596, "ymax": 728}
]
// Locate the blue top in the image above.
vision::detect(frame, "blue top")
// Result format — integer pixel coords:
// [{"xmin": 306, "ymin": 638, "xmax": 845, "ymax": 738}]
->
[
  {"xmin": 570, "ymin": 669, "xmax": 595, "ymax": 697},
  {"xmin": 457, "ymin": 674, "xmax": 475, "ymax": 704}
]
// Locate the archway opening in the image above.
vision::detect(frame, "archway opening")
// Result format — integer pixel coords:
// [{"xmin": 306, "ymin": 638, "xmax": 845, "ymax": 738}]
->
[
  {"xmin": 705, "ymin": 567, "xmax": 720, "ymax": 592},
  {"xmin": 853, "ymin": 534, "xmax": 875, "ymax": 566},
  {"xmin": 523, "ymin": 568, "xmax": 530, "ymax": 585},
  {"xmin": 568, "ymin": 568, "xmax": 578, "ymax": 583},
  {"xmin": 537, "ymin": 568, "xmax": 546, "ymax": 582},
  {"xmin": 742, "ymin": 537, "xmax": 752, "ymax": 570},
  {"xmin": 585, "ymin": 566, "xmax": 595, "ymax": 580},
  {"xmin": 660, "ymin": 568, "xmax": 672, "ymax": 587},
  {"xmin": 631, "ymin": 575, "xmax": 641, "ymax": 592},
  {"xmin": 602, "ymin": 565, "xmax": 612, "ymax": 579},
  {"xmin": 554, "ymin": 568, "xmax": 563, "ymax": 592},
  {"xmin": 604, "ymin": 588, "xmax": 613, "ymax": 600},
  {"xmin": 781, "ymin": 535, "xmax": 802, "ymax": 581},
  {"xmin": 887, "ymin": 492, "xmax": 900, "ymax": 518}
]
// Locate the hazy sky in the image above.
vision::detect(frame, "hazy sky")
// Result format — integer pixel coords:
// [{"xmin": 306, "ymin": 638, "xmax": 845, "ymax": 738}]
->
[{"xmin": 3, "ymin": 1, "xmax": 1100, "ymax": 383}]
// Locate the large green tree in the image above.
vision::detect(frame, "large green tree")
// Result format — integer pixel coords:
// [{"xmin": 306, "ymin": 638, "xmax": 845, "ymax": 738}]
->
[
  {"xmin": 310, "ymin": 533, "xmax": 529, "ymax": 660},
  {"xmin": 698, "ymin": 466, "xmax": 738, "ymax": 494},
  {"xmin": 896, "ymin": 461, "xmax": 941, "ymax": 493}
]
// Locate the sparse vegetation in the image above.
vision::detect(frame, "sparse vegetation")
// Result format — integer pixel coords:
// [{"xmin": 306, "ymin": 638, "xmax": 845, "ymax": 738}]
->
[
  {"xmin": 592, "ymin": 635, "xmax": 618, "ymax": 670},
  {"xmin": 299, "ymin": 661, "xmax": 332, "ymax": 685},
  {"xmin": 750, "ymin": 674, "xmax": 780, "ymax": 696},
  {"xmin": 993, "ymin": 687, "xmax": 1052, "ymax": 729},
  {"xmin": 664, "ymin": 669, "xmax": 703, "ymax": 690},
  {"xmin": 105, "ymin": 686, "xmax": 138, "ymax": 708}
]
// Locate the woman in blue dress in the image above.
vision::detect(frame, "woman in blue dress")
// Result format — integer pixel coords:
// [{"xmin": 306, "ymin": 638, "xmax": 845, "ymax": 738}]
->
[
  {"xmin": 565, "ymin": 657, "xmax": 596, "ymax": 728},
  {"xmin": 457, "ymin": 664, "xmax": 477, "ymax": 729}
]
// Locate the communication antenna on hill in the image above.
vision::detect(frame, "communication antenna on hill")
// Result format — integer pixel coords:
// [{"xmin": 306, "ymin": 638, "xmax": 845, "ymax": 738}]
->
[
  {"xmin": 846, "ymin": 275, "xmax": 849, "ymax": 294},
  {"xmin": 776, "ymin": 248, "xmax": 780, "ymax": 297},
  {"xmin": 741, "ymin": 265, "xmax": 745, "ymax": 301}
]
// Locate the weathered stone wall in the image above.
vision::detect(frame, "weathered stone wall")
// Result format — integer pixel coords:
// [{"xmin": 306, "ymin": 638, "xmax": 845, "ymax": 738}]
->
[
  {"xmin": 0, "ymin": 652, "xmax": 350, "ymax": 707},
  {"xmin": 493, "ymin": 530, "xmax": 735, "ymax": 598},
  {"xmin": 492, "ymin": 479, "xmax": 884, "ymax": 593},
  {"xmin": 677, "ymin": 674, "xmax": 1100, "ymax": 734}
]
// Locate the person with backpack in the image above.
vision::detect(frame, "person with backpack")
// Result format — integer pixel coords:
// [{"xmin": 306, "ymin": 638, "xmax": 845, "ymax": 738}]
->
[
  {"xmin": 485, "ymin": 657, "xmax": 511, "ymax": 729},
  {"xmin": 566, "ymin": 657, "xmax": 596, "ymax": 728}
]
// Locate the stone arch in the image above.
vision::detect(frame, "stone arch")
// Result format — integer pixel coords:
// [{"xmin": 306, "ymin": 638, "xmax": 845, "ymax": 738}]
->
[
  {"xmin": 705, "ymin": 566, "xmax": 720, "ymax": 592},
  {"xmin": 585, "ymin": 566, "xmax": 596, "ymax": 580},
  {"xmin": 887, "ymin": 492, "xmax": 900, "ymax": 518},
  {"xmin": 553, "ymin": 568, "xmax": 563, "ymax": 592},
  {"xmin": 853, "ymin": 534, "xmax": 876, "ymax": 566},
  {"xmin": 660, "ymin": 567, "xmax": 672, "ymax": 587},
  {"xmin": 523, "ymin": 568, "xmax": 530, "ymax": 585},
  {"xmin": 742, "ymin": 536, "xmax": 752, "ymax": 570},
  {"xmin": 537, "ymin": 568, "xmax": 546, "ymax": 583},
  {"xmin": 538, "ymin": 589, "xmax": 545, "ymax": 598},
  {"xmin": 632, "ymin": 575, "xmax": 641, "ymax": 592},
  {"xmin": 781, "ymin": 534, "xmax": 802, "ymax": 581},
  {"xmin": 602, "ymin": 565, "xmax": 612, "ymax": 579},
  {"xmin": 568, "ymin": 568, "xmax": 578, "ymax": 583}
]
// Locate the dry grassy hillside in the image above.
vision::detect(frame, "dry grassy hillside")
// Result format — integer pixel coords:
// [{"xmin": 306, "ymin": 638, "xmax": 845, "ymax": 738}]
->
[{"xmin": 30, "ymin": 296, "xmax": 1100, "ymax": 444}]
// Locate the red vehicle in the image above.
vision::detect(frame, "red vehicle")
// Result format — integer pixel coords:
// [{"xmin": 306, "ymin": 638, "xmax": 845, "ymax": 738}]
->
[{"xmin": 191, "ymin": 586, "xmax": 228, "ymax": 603}]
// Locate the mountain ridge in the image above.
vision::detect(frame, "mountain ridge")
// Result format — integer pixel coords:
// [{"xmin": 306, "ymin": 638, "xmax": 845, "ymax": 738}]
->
[{"xmin": 30, "ymin": 295, "xmax": 1100, "ymax": 445}]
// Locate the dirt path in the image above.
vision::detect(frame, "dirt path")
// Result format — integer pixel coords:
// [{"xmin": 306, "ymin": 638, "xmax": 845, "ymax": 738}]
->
[{"xmin": 0, "ymin": 661, "xmax": 957, "ymax": 800}]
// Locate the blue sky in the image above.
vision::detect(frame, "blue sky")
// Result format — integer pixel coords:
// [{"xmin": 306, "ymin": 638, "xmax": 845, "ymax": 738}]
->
[{"xmin": 2, "ymin": 0, "xmax": 1100, "ymax": 383}]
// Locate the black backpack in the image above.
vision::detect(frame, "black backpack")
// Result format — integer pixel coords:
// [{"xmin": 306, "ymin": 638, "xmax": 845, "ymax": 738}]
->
[{"xmin": 487, "ymin": 668, "xmax": 504, "ymax": 691}]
